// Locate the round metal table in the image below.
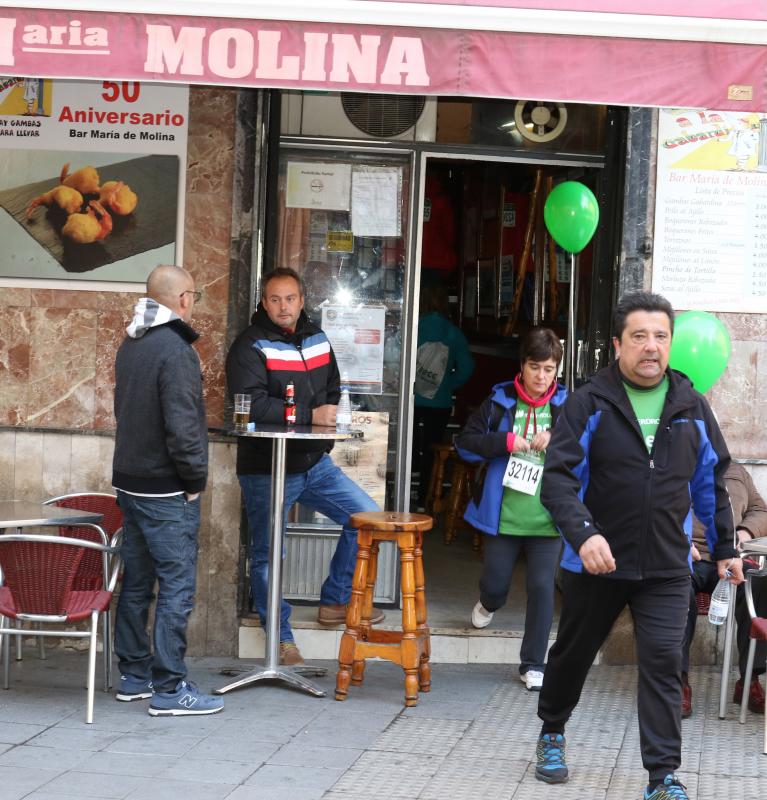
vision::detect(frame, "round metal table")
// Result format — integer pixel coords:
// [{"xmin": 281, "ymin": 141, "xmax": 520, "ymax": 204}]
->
[
  {"xmin": 0, "ymin": 500, "xmax": 104, "ymax": 530},
  {"xmin": 214, "ymin": 423, "xmax": 356, "ymax": 698}
]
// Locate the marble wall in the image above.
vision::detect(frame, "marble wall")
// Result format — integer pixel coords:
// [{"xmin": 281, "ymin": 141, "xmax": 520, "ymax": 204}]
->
[
  {"xmin": 709, "ymin": 313, "xmax": 767, "ymax": 496},
  {"xmin": 0, "ymin": 429, "xmax": 242, "ymax": 656},
  {"xmin": 0, "ymin": 85, "xmax": 243, "ymax": 657},
  {"xmin": 0, "ymin": 85, "xmax": 237, "ymax": 431}
]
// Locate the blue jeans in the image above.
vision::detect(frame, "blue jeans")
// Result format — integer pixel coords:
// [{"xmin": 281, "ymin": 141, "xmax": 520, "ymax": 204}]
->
[
  {"xmin": 114, "ymin": 492, "xmax": 200, "ymax": 693},
  {"xmin": 239, "ymin": 454, "xmax": 379, "ymax": 643}
]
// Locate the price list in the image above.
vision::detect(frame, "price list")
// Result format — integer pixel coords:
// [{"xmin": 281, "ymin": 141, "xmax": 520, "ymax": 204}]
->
[{"xmin": 653, "ymin": 169, "xmax": 767, "ymax": 313}]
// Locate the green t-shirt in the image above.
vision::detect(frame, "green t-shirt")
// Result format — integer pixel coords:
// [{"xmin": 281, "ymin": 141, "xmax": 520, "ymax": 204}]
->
[
  {"xmin": 498, "ymin": 400, "xmax": 558, "ymax": 537},
  {"xmin": 623, "ymin": 376, "xmax": 669, "ymax": 452}
]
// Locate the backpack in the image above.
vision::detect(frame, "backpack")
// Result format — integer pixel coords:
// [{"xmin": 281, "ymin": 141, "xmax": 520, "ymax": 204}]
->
[{"xmin": 414, "ymin": 340, "xmax": 450, "ymax": 399}]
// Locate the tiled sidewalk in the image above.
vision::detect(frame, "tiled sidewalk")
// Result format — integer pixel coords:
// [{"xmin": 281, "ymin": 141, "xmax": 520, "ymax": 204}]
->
[{"xmin": 0, "ymin": 652, "xmax": 763, "ymax": 799}]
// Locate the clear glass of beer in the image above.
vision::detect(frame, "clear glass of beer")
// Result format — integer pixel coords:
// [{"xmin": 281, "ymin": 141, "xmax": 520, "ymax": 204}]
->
[{"xmin": 234, "ymin": 393, "xmax": 251, "ymax": 432}]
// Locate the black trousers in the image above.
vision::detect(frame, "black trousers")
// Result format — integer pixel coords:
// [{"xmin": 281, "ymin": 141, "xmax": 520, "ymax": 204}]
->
[
  {"xmin": 412, "ymin": 406, "xmax": 452, "ymax": 503},
  {"xmin": 538, "ymin": 570, "xmax": 690, "ymax": 782},
  {"xmin": 480, "ymin": 533, "xmax": 561, "ymax": 674},
  {"xmin": 682, "ymin": 558, "xmax": 767, "ymax": 677}
]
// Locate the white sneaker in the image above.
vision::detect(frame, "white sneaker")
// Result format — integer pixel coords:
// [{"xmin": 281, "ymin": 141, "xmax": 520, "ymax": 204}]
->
[
  {"xmin": 521, "ymin": 670, "xmax": 544, "ymax": 691},
  {"xmin": 471, "ymin": 601, "xmax": 494, "ymax": 629}
]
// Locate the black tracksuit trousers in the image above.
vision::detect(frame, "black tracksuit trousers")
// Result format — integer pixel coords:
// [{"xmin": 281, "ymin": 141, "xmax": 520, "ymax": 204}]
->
[{"xmin": 538, "ymin": 570, "xmax": 690, "ymax": 782}]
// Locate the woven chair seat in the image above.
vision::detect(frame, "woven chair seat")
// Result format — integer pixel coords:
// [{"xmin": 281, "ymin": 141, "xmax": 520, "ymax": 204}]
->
[{"xmin": 0, "ymin": 587, "xmax": 112, "ymax": 622}]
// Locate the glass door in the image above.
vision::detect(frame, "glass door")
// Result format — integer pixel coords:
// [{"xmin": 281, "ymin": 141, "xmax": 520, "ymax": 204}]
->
[{"xmin": 272, "ymin": 146, "xmax": 414, "ymax": 602}]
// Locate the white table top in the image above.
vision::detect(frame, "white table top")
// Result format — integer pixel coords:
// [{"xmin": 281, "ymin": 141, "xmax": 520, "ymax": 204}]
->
[{"xmin": 0, "ymin": 501, "xmax": 104, "ymax": 529}]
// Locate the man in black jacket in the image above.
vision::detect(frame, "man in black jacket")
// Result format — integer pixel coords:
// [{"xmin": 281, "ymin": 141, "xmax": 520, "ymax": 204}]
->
[
  {"xmin": 113, "ymin": 264, "xmax": 223, "ymax": 717},
  {"xmin": 533, "ymin": 292, "xmax": 742, "ymax": 800},
  {"xmin": 226, "ymin": 268, "xmax": 380, "ymax": 666}
]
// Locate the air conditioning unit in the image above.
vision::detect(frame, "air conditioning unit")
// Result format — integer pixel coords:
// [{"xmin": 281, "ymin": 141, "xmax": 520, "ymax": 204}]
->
[{"xmin": 281, "ymin": 90, "xmax": 437, "ymax": 142}]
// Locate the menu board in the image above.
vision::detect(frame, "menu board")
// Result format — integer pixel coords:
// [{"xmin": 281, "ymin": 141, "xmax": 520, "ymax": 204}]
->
[{"xmin": 652, "ymin": 108, "xmax": 767, "ymax": 312}]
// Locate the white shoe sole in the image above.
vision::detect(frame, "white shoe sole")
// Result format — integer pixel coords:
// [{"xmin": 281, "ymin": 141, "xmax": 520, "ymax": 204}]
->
[
  {"xmin": 471, "ymin": 602, "xmax": 493, "ymax": 629},
  {"xmin": 115, "ymin": 691, "xmax": 152, "ymax": 702},
  {"xmin": 520, "ymin": 673, "xmax": 543, "ymax": 691},
  {"xmin": 148, "ymin": 705, "xmax": 224, "ymax": 716}
]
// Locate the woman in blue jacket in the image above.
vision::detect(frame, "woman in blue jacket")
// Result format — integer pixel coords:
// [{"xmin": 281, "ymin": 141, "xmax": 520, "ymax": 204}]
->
[{"xmin": 455, "ymin": 328, "xmax": 566, "ymax": 691}]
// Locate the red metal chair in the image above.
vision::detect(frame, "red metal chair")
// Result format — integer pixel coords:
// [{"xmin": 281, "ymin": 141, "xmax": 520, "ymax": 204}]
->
[
  {"xmin": 738, "ymin": 566, "xmax": 767, "ymax": 753},
  {"xmin": 42, "ymin": 493, "xmax": 123, "ymax": 689},
  {"xmin": 0, "ymin": 533, "xmax": 121, "ymax": 724}
]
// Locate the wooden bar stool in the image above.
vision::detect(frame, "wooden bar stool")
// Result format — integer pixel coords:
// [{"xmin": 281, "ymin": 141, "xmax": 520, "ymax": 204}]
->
[
  {"xmin": 335, "ymin": 511, "xmax": 433, "ymax": 707},
  {"xmin": 425, "ymin": 443, "xmax": 452, "ymax": 516},
  {"xmin": 444, "ymin": 456, "xmax": 481, "ymax": 550}
]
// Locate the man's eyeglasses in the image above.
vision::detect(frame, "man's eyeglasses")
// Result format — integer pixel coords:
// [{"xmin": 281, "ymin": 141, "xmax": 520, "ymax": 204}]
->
[{"xmin": 180, "ymin": 290, "xmax": 202, "ymax": 302}]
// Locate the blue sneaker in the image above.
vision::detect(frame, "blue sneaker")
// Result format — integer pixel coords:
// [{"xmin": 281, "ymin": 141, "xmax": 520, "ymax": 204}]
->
[
  {"xmin": 115, "ymin": 674, "xmax": 153, "ymax": 702},
  {"xmin": 644, "ymin": 775, "xmax": 689, "ymax": 800},
  {"xmin": 148, "ymin": 680, "xmax": 224, "ymax": 717},
  {"xmin": 535, "ymin": 733, "xmax": 568, "ymax": 783}
]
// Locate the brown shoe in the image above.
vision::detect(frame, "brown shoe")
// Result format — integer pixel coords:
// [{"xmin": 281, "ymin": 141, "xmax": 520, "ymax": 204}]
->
[
  {"xmin": 279, "ymin": 642, "xmax": 305, "ymax": 666},
  {"xmin": 317, "ymin": 604, "xmax": 386, "ymax": 626},
  {"xmin": 681, "ymin": 677, "xmax": 692, "ymax": 718},
  {"xmin": 733, "ymin": 677, "xmax": 766, "ymax": 714}
]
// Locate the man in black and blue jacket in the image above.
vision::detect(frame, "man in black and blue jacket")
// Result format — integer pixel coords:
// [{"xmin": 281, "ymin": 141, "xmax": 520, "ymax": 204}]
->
[
  {"xmin": 533, "ymin": 292, "xmax": 743, "ymax": 800},
  {"xmin": 226, "ymin": 267, "xmax": 379, "ymax": 666}
]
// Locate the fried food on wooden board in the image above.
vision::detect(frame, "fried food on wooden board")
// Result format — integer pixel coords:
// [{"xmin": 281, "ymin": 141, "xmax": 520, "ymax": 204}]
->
[
  {"xmin": 62, "ymin": 200, "xmax": 113, "ymax": 243},
  {"xmin": 99, "ymin": 181, "xmax": 138, "ymax": 215},
  {"xmin": 26, "ymin": 185, "xmax": 83, "ymax": 218},
  {"xmin": 60, "ymin": 163, "xmax": 100, "ymax": 195}
]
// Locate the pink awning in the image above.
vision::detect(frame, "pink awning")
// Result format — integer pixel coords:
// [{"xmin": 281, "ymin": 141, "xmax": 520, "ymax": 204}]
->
[{"xmin": 1, "ymin": 4, "xmax": 766, "ymax": 109}]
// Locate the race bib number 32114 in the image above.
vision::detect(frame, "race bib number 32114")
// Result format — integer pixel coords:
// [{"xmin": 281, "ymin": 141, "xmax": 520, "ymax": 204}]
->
[{"xmin": 502, "ymin": 453, "xmax": 543, "ymax": 496}]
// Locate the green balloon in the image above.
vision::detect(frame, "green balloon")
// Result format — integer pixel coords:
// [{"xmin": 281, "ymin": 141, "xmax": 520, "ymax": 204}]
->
[
  {"xmin": 669, "ymin": 311, "xmax": 731, "ymax": 394},
  {"xmin": 543, "ymin": 181, "xmax": 600, "ymax": 253}
]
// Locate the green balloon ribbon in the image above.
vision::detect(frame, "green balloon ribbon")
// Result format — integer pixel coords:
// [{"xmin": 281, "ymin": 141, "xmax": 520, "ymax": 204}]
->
[
  {"xmin": 669, "ymin": 311, "xmax": 731, "ymax": 394},
  {"xmin": 543, "ymin": 181, "xmax": 600, "ymax": 254}
]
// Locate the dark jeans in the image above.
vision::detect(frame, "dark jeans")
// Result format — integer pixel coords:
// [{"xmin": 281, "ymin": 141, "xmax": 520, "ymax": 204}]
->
[
  {"xmin": 413, "ymin": 406, "xmax": 452, "ymax": 503},
  {"xmin": 480, "ymin": 533, "xmax": 561, "ymax": 674},
  {"xmin": 538, "ymin": 571, "xmax": 690, "ymax": 782},
  {"xmin": 239, "ymin": 454, "xmax": 379, "ymax": 644},
  {"xmin": 682, "ymin": 558, "xmax": 767, "ymax": 677},
  {"xmin": 114, "ymin": 492, "xmax": 200, "ymax": 693}
]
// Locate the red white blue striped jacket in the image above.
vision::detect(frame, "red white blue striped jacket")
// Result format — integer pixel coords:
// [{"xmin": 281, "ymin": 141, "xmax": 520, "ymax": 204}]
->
[{"xmin": 226, "ymin": 305, "xmax": 341, "ymax": 474}]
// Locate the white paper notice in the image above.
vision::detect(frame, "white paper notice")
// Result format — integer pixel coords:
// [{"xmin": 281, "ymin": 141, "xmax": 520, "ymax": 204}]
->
[
  {"xmin": 329, "ymin": 411, "xmax": 390, "ymax": 509},
  {"xmin": 286, "ymin": 162, "xmax": 351, "ymax": 210},
  {"xmin": 351, "ymin": 167, "xmax": 400, "ymax": 237},
  {"xmin": 321, "ymin": 305, "xmax": 386, "ymax": 394},
  {"xmin": 653, "ymin": 108, "xmax": 767, "ymax": 312}
]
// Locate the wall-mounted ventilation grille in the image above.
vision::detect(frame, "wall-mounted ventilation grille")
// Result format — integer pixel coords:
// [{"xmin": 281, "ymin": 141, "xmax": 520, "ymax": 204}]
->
[{"xmin": 341, "ymin": 93, "xmax": 427, "ymax": 138}]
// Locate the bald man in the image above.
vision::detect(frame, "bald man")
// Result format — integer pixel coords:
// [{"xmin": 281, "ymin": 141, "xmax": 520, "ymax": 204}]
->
[{"xmin": 112, "ymin": 265, "xmax": 223, "ymax": 717}]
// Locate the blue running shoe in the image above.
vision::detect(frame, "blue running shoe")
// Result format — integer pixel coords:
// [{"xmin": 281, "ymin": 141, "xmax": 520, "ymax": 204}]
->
[
  {"xmin": 148, "ymin": 680, "xmax": 224, "ymax": 717},
  {"xmin": 644, "ymin": 775, "xmax": 689, "ymax": 800},
  {"xmin": 535, "ymin": 733, "xmax": 568, "ymax": 783},
  {"xmin": 115, "ymin": 674, "xmax": 153, "ymax": 702}
]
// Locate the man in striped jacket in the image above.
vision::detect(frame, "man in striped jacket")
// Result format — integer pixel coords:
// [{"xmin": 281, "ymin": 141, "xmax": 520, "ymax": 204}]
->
[{"xmin": 226, "ymin": 268, "xmax": 380, "ymax": 665}]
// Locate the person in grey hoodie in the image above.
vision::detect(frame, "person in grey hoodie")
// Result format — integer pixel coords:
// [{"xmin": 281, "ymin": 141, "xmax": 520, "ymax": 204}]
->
[{"xmin": 112, "ymin": 264, "xmax": 223, "ymax": 717}]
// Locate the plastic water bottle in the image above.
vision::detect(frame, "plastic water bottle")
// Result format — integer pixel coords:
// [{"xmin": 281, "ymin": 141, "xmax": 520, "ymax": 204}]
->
[
  {"xmin": 336, "ymin": 374, "xmax": 352, "ymax": 433},
  {"xmin": 708, "ymin": 576, "xmax": 732, "ymax": 625}
]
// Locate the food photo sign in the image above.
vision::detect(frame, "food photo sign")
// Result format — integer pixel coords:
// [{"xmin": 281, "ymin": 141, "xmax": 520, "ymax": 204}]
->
[{"xmin": 0, "ymin": 77, "xmax": 188, "ymax": 287}]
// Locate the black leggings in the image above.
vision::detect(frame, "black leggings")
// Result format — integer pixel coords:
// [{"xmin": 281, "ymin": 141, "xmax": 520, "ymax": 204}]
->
[{"xmin": 479, "ymin": 533, "xmax": 561, "ymax": 674}]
